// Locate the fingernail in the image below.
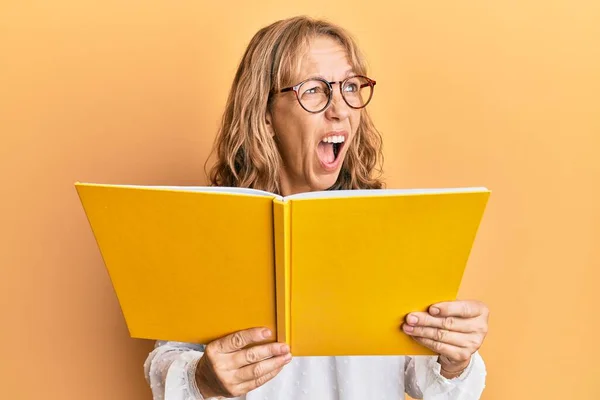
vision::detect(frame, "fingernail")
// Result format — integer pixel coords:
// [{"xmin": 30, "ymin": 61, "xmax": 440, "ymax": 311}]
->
[
  {"xmin": 407, "ymin": 315, "xmax": 418, "ymax": 325},
  {"xmin": 430, "ymin": 307, "xmax": 440, "ymax": 315},
  {"xmin": 403, "ymin": 324, "xmax": 414, "ymax": 333},
  {"xmin": 280, "ymin": 344, "xmax": 290, "ymax": 353},
  {"xmin": 262, "ymin": 329, "xmax": 272, "ymax": 338}
]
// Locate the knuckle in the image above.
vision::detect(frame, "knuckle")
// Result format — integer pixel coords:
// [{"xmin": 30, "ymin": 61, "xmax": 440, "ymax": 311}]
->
[
  {"xmin": 477, "ymin": 321, "xmax": 488, "ymax": 334},
  {"xmin": 466, "ymin": 335, "xmax": 480, "ymax": 348},
  {"xmin": 462, "ymin": 303, "xmax": 471, "ymax": 317},
  {"xmin": 423, "ymin": 315, "xmax": 434, "ymax": 326},
  {"xmin": 245, "ymin": 349, "xmax": 258, "ymax": 364},
  {"xmin": 481, "ymin": 324, "xmax": 489, "ymax": 335},
  {"xmin": 253, "ymin": 363, "xmax": 264, "ymax": 379},
  {"xmin": 205, "ymin": 343, "xmax": 218, "ymax": 360},
  {"xmin": 432, "ymin": 340, "xmax": 444, "ymax": 352},
  {"xmin": 255, "ymin": 372, "xmax": 270, "ymax": 387},
  {"xmin": 231, "ymin": 332, "xmax": 245, "ymax": 349},
  {"xmin": 442, "ymin": 317, "xmax": 455, "ymax": 330},
  {"xmin": 459, "ymin": 350, "xmax": 471, "ymax": 362},
  {"xmin": 436, "ymin": 329, "xmax": 447, "ymax": 341}
]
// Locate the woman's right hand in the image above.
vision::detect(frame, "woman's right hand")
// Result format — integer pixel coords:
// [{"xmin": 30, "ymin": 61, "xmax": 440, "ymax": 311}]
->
[{"xmin": 195, "ymin": 327, "xmax": 292, "ymax": 398}]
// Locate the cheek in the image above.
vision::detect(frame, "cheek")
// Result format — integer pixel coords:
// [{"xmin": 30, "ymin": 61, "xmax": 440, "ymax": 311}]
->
[
  {"xmin": 273, "ymin": 105, "xmax": 300, "ymax": 147},
  {"xmin": 274, "ymin": 114, "xmax": 315, "ymax": 161},
  {"xmin": 272, "ymin": 99, "xmax": 323, "ymax": 163},
  {"xmin": 351, "ymin": 112, "xmax": 361, "ymax": 133},
  {"xmin": 283, "ymin": 116, "xmax": 319, "ymax": 152}
]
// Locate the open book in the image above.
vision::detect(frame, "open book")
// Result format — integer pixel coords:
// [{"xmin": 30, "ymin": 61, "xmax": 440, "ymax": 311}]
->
[{"xmin": 75, "ymin": 182, "xmax": 490, "ymax": 356}]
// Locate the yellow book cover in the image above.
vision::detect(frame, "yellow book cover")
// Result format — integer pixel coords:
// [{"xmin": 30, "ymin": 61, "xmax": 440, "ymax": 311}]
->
[{"xmin": 75, "ymin": 183, "xmax": 490, "ymax": 356}]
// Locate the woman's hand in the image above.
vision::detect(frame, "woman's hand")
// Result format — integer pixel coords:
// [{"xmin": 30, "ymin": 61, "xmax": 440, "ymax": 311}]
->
[
  {"xmin": 195, "ymin": 327, "xmax": 292, "ymax": 398},
  {"xmin": 402, "ymin": 300, "xmax": 489, "ymax": 378}
]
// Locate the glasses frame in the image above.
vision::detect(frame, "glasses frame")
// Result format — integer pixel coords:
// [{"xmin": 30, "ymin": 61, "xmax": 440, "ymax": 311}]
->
[{"xmin": 279, "ymin": 74, "xmax": 376, "ymax": 114}]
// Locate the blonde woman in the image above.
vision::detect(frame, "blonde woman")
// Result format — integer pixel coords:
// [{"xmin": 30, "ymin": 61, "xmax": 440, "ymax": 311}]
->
[{"xmin": 144, "ymin": 16, "xmax": 489, "ymax": 400}]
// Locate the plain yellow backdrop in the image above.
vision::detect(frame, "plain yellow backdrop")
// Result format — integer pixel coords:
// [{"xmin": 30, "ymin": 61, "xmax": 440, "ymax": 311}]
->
[{"xmin": 1, "ymin": 1, "xmax": 598, "ymax": 399}]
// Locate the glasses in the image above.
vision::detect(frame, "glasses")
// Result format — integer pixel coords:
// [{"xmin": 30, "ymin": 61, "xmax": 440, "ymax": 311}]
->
[{"xmin": 279, "ymin": 75, "xmax": 376, "ymax": 113}]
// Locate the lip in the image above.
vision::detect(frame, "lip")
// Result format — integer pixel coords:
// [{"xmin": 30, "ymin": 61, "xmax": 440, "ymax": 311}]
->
[{"xmin": 317, "ymin": 130, "xmax": 349, "ymax": 172}]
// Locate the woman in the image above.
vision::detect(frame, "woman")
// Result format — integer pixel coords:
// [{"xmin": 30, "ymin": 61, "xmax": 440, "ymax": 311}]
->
[{"xmin": 144, "ymin": 16, "xmax": 489, "ymax": 400}]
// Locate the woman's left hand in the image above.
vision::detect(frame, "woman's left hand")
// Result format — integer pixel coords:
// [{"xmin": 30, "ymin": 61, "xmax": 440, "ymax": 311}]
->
[{"xmin": 402, "ymin": 300, "xmax": 489, "ymax": 378}]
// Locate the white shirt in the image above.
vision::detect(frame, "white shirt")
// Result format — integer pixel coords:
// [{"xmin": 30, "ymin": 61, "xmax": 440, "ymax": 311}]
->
[{"xmin": 144, "ymin": 341, "xmax": 487, "ymax": 399}]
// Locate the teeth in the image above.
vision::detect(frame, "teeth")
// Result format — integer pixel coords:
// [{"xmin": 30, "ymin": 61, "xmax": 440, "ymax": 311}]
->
[{"xmin": 322, "ymin": 135, "xmax": 345, "ymax": 144}]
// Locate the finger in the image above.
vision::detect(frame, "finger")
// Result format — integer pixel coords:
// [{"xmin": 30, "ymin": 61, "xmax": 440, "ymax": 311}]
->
[
  {"xmin": 429, "ymin": 300, "xmax": 487, "ymax": 318},
  {"xmin": 215, "ymin": 327, "xmax": 273, "ymax": 354},
  {"xmin": 405, "ymin": 312, "xmax": 474, "ymax": 333},
  {"xmin": 402, "ymin": 324, "xmax": 471, "ymax": 347},
  {"xmin": 234, "ymin": 352, "xmax": 292, "ymax": 384},
  {"xmin": 411, "ymin": 336, "xmax": 472, "ymax": 363},
  {"xmin": 238, "ymin": 365, "xmax": 285, "ymax": 394},
  {"xmin": 232, "ymin": 342, "xmax": 290, "ymax": 368}
]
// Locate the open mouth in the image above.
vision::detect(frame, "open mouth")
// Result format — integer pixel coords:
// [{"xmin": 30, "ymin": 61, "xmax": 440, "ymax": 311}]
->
[{"xmin": 317, "ymin": 134, "xmax": 346, "ymax": 166}]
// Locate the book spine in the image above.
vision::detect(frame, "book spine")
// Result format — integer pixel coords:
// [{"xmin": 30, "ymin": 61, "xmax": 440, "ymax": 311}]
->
[{"xmin": 273, "ymin": 199, "xmax": 291, "ymax": 346}]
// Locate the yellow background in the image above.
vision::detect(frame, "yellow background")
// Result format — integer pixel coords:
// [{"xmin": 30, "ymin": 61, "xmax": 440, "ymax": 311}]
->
[{"xmin": 1, "ymin": 1, "xmax": 598, "ymax": 399}]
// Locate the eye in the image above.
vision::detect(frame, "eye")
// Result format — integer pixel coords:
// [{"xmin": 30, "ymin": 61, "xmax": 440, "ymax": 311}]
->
[
  {"xmin": 304, "ymin": 86, "xmax": 325, "ymax": 95},
  {"xmin": 299, "ymin": 79, "xmax": 329, "ymax": 98},
  {"xmin": 343, "ymin": 82, "xmax": 359, "ymax": 93}
]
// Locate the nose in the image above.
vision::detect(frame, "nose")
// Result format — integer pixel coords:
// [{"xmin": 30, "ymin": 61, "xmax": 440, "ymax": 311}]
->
[{"xmin": 324, "ymin": 86, "xmax": 350, "ymax": 121}]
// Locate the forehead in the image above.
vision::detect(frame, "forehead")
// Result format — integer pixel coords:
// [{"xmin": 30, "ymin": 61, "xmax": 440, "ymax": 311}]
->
[{"xmin": 298, "ymin": 36, "xmax": 353, "ymax": 80}]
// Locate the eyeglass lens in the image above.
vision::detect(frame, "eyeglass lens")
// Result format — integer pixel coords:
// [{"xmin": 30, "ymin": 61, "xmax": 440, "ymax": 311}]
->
[{"xmin": 297, "ymin": 76, "xmax": 373, "ymax": 112}]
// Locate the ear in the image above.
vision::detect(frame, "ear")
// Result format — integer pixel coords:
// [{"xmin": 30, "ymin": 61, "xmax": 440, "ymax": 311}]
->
[{"xmin": 265, "ymin": 109, "xmax": 275, "ymax": 137}]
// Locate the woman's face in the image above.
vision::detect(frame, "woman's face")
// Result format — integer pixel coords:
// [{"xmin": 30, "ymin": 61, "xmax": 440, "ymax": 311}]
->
[{"xmin": 268, "ymin": 36, "xmax": 361, "ymax": 196}]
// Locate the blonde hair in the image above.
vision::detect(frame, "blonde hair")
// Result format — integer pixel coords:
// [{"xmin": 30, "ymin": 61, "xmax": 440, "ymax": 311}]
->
[{"xmin": 207, "ymin": 16, "xmax": 384, "ymax": 194}]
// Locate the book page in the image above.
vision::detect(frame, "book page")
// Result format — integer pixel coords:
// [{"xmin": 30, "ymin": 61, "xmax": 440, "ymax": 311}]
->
[
  {"xmin": 154, "ymin": 185, "xmax": 281, "ymax": 198},
  {"xmin": 284, "ymin": 186, "xmax": 488, "ymax": 200},
  {"xmin": 75, "ymin": 182, "xmax": 280, "ymax": 198}
]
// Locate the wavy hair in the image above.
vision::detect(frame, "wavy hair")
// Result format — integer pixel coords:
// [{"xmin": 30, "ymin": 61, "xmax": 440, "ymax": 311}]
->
[{"xmin": 206, "ymin": 16, "xmax": 384, "ymax": 194}]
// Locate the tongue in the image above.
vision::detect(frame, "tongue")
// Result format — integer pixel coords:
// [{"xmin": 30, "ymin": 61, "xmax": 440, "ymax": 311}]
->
[{"xmin": 317, "ymin": 142, "xmax": 335, "ymax": 164}]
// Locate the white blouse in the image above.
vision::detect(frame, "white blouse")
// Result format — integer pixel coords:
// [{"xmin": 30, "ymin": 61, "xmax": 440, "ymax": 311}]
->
[{"xmin": 144, "ymin": 341, "xmax": 487, "ymax": 399}]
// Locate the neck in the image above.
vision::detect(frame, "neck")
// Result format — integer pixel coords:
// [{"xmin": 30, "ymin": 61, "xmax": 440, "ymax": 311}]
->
[{"xmin": 279, "ymin": 171, "xmax": 312, "ymax": 197}]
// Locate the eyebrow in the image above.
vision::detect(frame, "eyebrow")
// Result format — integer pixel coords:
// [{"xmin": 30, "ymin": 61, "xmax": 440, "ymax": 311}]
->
[
  {"xmin": 342, "ymin": 69, "xmax": 356, "ymax": 79},
  {"xmin": 305, "ymin": 69, "xmax": 356, "ymax": 82}
]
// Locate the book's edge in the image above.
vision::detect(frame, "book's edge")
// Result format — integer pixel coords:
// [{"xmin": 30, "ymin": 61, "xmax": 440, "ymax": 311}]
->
[
  {"xmin": 74, "ymin": 184, "xmax": 136, "ymax": 338},
  {"xmin": 453, "ymin": 191, "xmax": 492, "ymax": 299},
  {"xmin": 74, "ymin": 182, "xmax": 282, "ymax": 199},
  {"xmin": 283, "ymin": 186, "xmax": 490, "ymax": 201},
  {"xmin": 287, "ymin": 200, "xmax": 292, "ymax": 350}
]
